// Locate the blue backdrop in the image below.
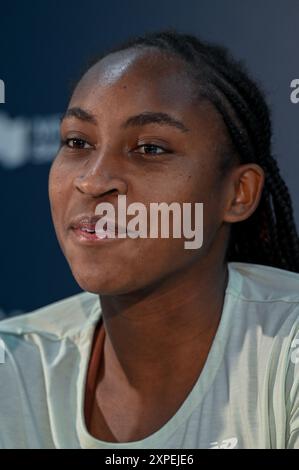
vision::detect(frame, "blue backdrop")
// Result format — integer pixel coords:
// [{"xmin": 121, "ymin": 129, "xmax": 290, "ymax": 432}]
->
[{"xmin": 0, "ymin": 0, "xmax": 298, "ymax": 316}]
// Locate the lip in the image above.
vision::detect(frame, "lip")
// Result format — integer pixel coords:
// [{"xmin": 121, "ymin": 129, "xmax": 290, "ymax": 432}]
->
[{"xmin": 69, "ymin": 214, "xmax": 130, "ymax": 244}]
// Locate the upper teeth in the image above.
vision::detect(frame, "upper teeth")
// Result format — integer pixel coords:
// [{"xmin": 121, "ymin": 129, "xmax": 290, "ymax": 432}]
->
[{"xmin": 82, "ymin": 227, "xmax": 95, "ymax": 233}]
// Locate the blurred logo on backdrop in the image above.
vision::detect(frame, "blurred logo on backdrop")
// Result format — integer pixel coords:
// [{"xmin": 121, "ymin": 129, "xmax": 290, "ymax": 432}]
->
[{"xmin": 0, "ymin": 112, "xmax": 60, "ymax": 169}]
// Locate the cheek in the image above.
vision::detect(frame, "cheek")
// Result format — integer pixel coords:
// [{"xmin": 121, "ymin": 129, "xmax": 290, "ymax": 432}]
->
[
  {"xmin": 137, "ymin": 165, "xmax": 221, "ymax": 246},
  {"xmin": 172, "ymin": 168, "xmax": 225, "ymax": 243},
  {"xmin": 48, "ymin": 159, "xmax": 70, "ymax": 218}
]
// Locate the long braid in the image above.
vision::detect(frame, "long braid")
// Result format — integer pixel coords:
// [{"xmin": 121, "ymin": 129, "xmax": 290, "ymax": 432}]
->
[{"xmin": 89, "ymin": 29, "xmax": 299, "ymax": 272}]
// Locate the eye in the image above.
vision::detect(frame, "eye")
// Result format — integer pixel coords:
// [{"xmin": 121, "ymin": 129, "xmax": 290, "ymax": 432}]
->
[
  {"xmin": 61, "ymin": 138, "xmax": 93, "ymax": 150},
  {"xmin": 135, "ymin": 143, "xmax": 168, "ymax": 156}
]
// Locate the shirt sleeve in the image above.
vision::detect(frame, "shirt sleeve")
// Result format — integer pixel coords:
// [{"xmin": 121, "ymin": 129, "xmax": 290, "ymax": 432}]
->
[
  {"xmin": 285, "ymin": 323, "xmax": 299, "ymax": 449},
  {"xmin": 0, "ymin": 332, "xmax": 53, "ymax": 448}
]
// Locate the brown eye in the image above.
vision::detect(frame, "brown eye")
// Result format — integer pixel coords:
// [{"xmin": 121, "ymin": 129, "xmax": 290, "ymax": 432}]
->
[
  {"xmin": 136, "ymin": 144, "xmax": 167, "ymax": 155},
  {"xmin": 63, "ymin": 138, "xmax": 93, "ymax": 149}
]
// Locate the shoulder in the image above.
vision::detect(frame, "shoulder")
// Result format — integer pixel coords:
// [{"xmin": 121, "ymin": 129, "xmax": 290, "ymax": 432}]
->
[
  {"xmin": 226, "ymin": 261, "xmax": 299, "ymax": 346},
  {"xmin": 0, "ymin": 291, "xmax": 100, "ymax": 447},
  {"xmin": 226, "ymin": 263, "xmax": 299, "ymax": 448},
  {"xmin": 227, "ymin": 261, "xmax": 299, "ymax": 304},
  {"xmin": 0, "ymin": 291, "xmax": 100, "ymax": 340}
]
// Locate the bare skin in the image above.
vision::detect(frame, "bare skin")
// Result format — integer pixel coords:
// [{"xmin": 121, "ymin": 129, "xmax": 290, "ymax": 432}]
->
[{"xmin": 49, "ymin": 47, "xmax": 264, "ymax": 442}]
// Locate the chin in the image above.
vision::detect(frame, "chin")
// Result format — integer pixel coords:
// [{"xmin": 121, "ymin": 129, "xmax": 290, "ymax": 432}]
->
[{"xmin": 71, "ymin": 267, "xmax": 139, "ymax": 296}]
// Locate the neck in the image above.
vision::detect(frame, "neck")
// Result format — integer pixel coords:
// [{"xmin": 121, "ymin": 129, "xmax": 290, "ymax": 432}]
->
[{"xmin": 98, "ymin": 258, "xmax": 228, "ymax": 391}]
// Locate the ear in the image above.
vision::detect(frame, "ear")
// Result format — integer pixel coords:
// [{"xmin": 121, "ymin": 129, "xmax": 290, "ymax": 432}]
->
[{"xmin": 223, "ymin": 163, "xmax": 265, "ymax": 223}]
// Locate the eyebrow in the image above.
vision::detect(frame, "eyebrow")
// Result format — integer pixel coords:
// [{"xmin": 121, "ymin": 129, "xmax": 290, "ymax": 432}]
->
[
  {"xmin": 122, "ymin": 111, "xmax": 190, "ymax": 133},
  {"xmin": 61, "ymin": 107, "xmax": 97, "ymax": 125},
  {"xmin": 61, "ymin": 107, "xmax": 190, "ymax": 133}
]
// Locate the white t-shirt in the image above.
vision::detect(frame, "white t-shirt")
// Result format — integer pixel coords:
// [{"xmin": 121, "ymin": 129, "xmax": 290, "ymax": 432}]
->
[{"xmin": 0, "ymin": 262, "xmax": 298, "ymax": 449}]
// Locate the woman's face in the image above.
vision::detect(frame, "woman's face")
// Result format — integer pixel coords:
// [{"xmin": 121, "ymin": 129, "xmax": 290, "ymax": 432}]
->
[{"xmin": 49, "ymin": 48, "xmax": 234, "ymax": 295}]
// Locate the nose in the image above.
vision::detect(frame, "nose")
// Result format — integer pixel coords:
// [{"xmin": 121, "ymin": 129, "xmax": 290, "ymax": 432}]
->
[{"xmin": 74, "ymin": 152, "xmax": 128, "ymax": 198}]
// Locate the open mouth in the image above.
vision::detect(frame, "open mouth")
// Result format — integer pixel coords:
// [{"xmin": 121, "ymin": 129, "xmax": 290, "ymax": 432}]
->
[
  {"xmin": 72, "ymin": 226, "xmax": 111, "ymax": 241},
  {"xmin": 70, "ymin": 214, "xmax": 130, "ymax": 242},
  {"xmin": 71, "ymin": 222, "xmax": 126, "ymax": 242},
  {"xmin": 81, "ymin": 227, "xmax": 96, "ymax": 234}
]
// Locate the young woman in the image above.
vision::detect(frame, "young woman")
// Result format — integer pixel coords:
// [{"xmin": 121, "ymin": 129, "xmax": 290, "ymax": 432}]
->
[{"xmin": 0, "ymin": 30, "xmax": 298, "ymax": 449}]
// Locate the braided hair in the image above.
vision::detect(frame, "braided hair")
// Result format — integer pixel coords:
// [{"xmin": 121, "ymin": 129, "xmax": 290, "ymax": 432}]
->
[{"xmin": 84, "ymin": 29, "xmax": 299, "ymax": 273}]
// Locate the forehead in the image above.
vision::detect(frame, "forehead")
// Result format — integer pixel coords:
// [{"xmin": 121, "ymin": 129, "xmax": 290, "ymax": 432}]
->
[{"xmin": 70, "ymin": 47, "xmax": 199, "ymax": 110}]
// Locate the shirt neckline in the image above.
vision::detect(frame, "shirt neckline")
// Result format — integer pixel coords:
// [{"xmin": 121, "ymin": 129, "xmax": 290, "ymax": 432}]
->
[{"xmin": 76, "ymin": 264, "xmax": 238, "ymax": 449}]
